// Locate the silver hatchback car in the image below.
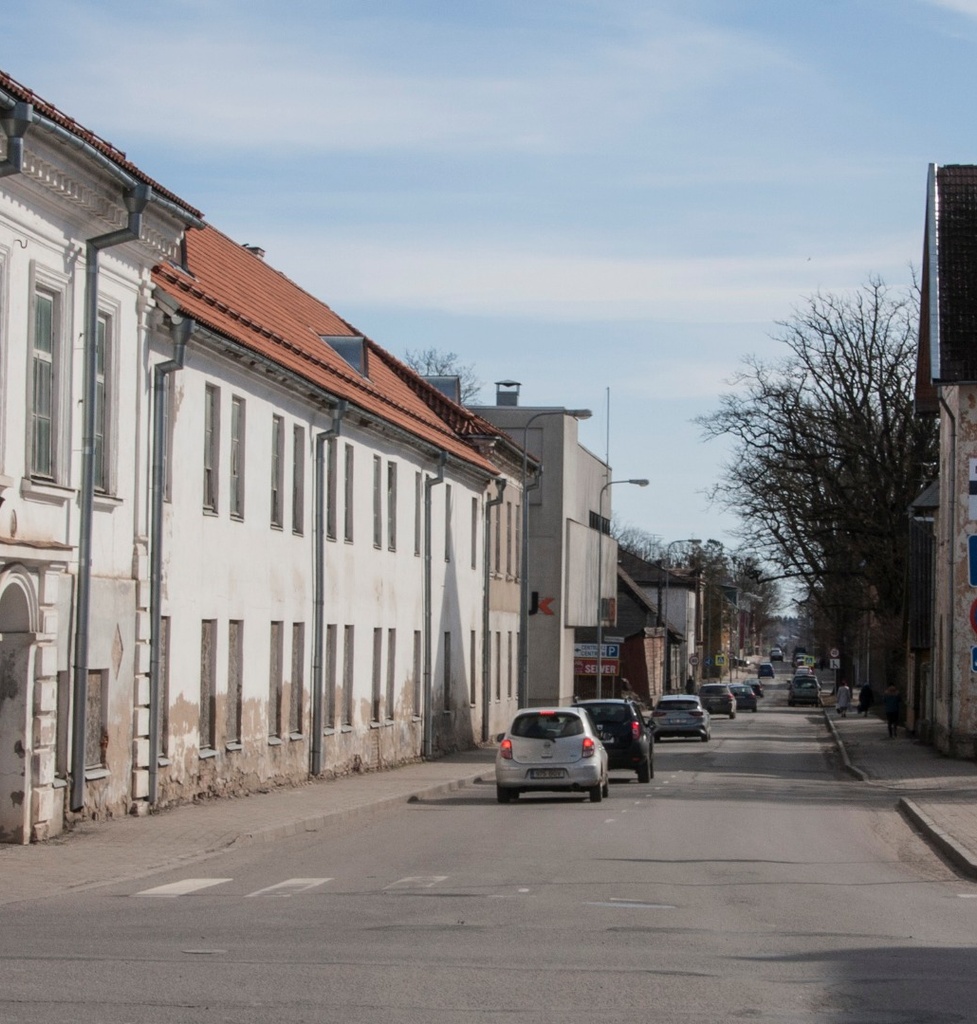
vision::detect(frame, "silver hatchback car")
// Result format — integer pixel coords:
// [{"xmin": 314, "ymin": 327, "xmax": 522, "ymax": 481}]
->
[{"xmin": 495, "ymin": 707, "xmax": 609, "ymax": 803}]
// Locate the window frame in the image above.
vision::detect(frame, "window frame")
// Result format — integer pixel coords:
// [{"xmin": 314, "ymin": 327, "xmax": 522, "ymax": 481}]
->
[
  {"xmin": 229, "ymin": 395, "xmax": 246, "ymax": 520},
  {"xmin": 203, "ymin": 384, "xmax": 220, "ymax": 514},
  {"xmin": 270, "ymin": 414, "xmax": 285, "ymax": 529}
]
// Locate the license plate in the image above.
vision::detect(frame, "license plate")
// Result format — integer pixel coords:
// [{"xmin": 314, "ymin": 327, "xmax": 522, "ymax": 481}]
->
[
  {"xmin": 601, "ymin": 736, "xmax": 615, "ymax": 745},
  {"xmin": 530, "ymin": 768, "xmax": 566, "ymax": 779}
]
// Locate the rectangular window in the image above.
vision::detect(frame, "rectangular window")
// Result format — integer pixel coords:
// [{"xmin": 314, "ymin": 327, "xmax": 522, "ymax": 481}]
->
[
  {"xmin": 386, "ymin": 628, "xmax": 396, "ymax": 720},
  {"xmin": 344, "ymin": 443, "xmax": 354, "ymax": 542},
  {"xmin": 269, "ymin": 621, "xmax": 283, "ymax": 738},
  {"xmin": 514, "ymin": 503, "xmax": 521, "ymax": 578},
  {"xmin": 84, "ymin": 670, "xmax": 106, "ymax": 769},
  {"xmin": 203, "ymin": 385, "xmax": 220, "ymax": 513},
  {"xmin": 471, "ymin": 497, "xmax": 478, "ymax": 570},
  {"xmin": 31, "ymin": 290, "xmax": 56, "ymax": 479},
  {"xmin": 290, "ymin": 622, "xmax": 305, "ymax": 735},
  {"xmin": 326, "ymin": 437, "xmax": 338, "ymax": 540},
  {"xmin": 469, "ymin": 630, "xmax": 477, "ymax": 706},
  {"xmin": 325, "ymin": 624, "xmax": 338, "ymax": 729},
  {"xmin": 342, "ymin": 625, "xmax": 355, "ymax": 726},
  {"xmin": 271, "ymin": 414, "xmax": 284, "ymax": 528},
  {"xmin": 387, "ymin": 462, "xmax": 397, "ymax": 551},
  {"xmin": 372, "ymin": 627, "xmax": 382, "ymax": 722},
  {"xmin": 414, "ymin": 472, "xmax": 422, "ymax": 556},
  {"xmin": 292, "ymin": 426, "xmax": 305, "ymax": 535},
  {"xmin": 230, "ymin": 396, "xmax": 246, "ymax": 519},
  {"xmin": 493, "ymin": 503, "xmax": 502, "ymax": 574},
  {"xmin": 93, "ymin": 314, "xmax": 110, "ymax": 493},
  {"xmin": 507, "ymin": 631, "xmax": 514, "ymax": 698},
  {"xmin": 200, "ymin": 620, "xmax": 217, "ymax": 750},
  {"xmin": 412, "ymin": 630, "xmax": 422, "ymax": 716},
  {"xmin": 160, "ymin": 616, "xmax": 171, "ymax": 759},
  {"xmin": 373, "ymin": 455, "xmax": 383, "ymax": 548},
  {"xmin": 444, "ymin": 484, "xmax": 452, "ymax": 562},
  {"xmin": 505, "ymin": 501, "xmax": 513, "ymax": 576},
  {"xmin": 226, "ymin": 620, "xmax": 243, "ymax": 746},
  {"xmin": 494, "ymin": 632, "xmax": 501, "ymax": 701},
  {"xmin": 443, "ymin": 632, "xmax": 452, "ymax": 712}
]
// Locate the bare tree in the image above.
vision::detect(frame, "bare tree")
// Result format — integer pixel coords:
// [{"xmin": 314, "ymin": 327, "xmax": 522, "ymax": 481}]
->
[
  {"xmin": 404, "ymin": 348, "xmax": 483, "ymax": 404},
  {"xmin": 696, "ymin": 277, "xmax": 937, "ymax": 683}
]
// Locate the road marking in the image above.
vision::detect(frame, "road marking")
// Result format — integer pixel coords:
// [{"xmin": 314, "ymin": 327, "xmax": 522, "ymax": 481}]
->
[
  {"xmin": 385, "ymin": 875, "xmax": 448, "ymax": 890},
  {"xmin": 245, "ymin": 878, "xmax": 333, "ymax": 897},
  {"xmin": 586, "ymin": 899, "xmax": 677, "ymax": 909},
  {"xmin": 134, "ymin": 878, "xmax": 232, "ymax": 898},
  {"xmin": 957, "ymin": 894, "xmax": 977, "ymax": 898}
]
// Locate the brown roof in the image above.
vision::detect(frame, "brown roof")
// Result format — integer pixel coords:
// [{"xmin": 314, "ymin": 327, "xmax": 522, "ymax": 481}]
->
[
  {"xmin": 0, "ymin": 68, "xmax": 201, "ymax": 219},
  {"xmin": 153, "ymin": 225, "xmax": 501, "ymax": 473}
]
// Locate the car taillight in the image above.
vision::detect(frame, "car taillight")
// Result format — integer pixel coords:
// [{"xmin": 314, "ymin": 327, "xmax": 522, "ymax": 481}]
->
[
  {"xmin": 690, "ymin": 711, "xmax": 703, "ymax": 718},
  {"xmin": 631, "ymin": 721, "xmax": 641, "ymax": 740},
  {"xmin": 582, "ymin": 736, "xmax": 596, "ymax": 758},
  {"xmin": 500, "ymin": 738, "xmax": 513, "ymax": 760}
]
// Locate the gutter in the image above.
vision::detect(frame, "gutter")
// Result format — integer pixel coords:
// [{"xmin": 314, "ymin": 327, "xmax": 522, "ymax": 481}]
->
[
  {"xmin": 311, "ymin": 401, "xmax": 347, "ymax": 775},
  {"xmin": 423, "ymin": 452, "xmax": 447, "ymax": 759},
  {"xmin": 481, "ymin": 478, "xmax": 506, "ymax": 742},
  {"xmin": 147, "ymin": 313, "xmax": 194, "ymax": 804}
]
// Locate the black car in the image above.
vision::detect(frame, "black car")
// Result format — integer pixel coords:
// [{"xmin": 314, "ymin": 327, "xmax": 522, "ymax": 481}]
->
[
  {"xmin": 698, "ymin": 683, "xmax": 736, "ymax": 719},
  {"xmin": 574, "ymin": 699, "xmax": 654, "ymax": 782}
]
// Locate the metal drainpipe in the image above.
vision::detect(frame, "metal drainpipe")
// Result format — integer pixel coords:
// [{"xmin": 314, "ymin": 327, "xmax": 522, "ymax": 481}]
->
[
  {"xmin": 311, "ymin": 401, "xmax": 347, "ymax": 776},
  {"xmin": 147, "ymin": 314, "xmax": 193, "ymax": 805},
  {"xmin": 481, "ymin": 478, "xmax": 506, "ymax": 742},
  {"xmin": 939, "ymin": 388, "xmax": 956, "ymax": 746},
  {"xmin": 423, "ymin": 453, "xmax": 447, "ymax": 759},
  {"xmin": 70, "ymin": 184, "xmax": 152, "ymax": 813},
  {"xmin": 0, "ymin": 102, "xmax": 31, "ymax": 177}
]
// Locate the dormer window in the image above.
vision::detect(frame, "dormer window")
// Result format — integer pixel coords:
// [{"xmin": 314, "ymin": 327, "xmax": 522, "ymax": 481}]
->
[{"xmin": 322, "ymin": 335, "xmax": 367, "ymax": 377}]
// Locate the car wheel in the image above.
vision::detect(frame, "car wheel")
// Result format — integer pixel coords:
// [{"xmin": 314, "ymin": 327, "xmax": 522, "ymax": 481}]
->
[
  {"xmin": 602, "ymin": 778, "xmax": 610, "ymax": 798},
  {"xmin": 496, "ymin": 786, "xmax": 512, "ymax": 804},
  {"xmin": 752, "ymin": 707, "xmax": 757, "ymax": 713},
  {"xmin": 788, "ymin": 701, "xmax": 794, "ymax": 707},
  {"xmin": 729, "ymin": 711, "xmax": 736, "ymax": 719},
  {"xmin": 637, "ymin": 757, "xmax": 651, "ymax": 783},
  {"xmin": 589, "ymin": 783, "xmax": 603, "ymax": 803},
  {"xmin": 701, "ymin": 732, "xmax": 710, "ymax": 742}
]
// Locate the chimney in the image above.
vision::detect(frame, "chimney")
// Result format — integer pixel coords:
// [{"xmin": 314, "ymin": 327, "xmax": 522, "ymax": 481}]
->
[
  {"xmin": 242, "ymin": 244, "xmax": 265, "ymax": 258},
  {"xmin": 495, "ymin": 380, "xmax": 521, "ymax": 406}
]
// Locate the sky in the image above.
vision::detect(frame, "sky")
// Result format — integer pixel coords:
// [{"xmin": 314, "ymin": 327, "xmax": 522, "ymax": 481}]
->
[{"xmin": 4, "ymin": 0, "xmax": 975, "ymax": 553}]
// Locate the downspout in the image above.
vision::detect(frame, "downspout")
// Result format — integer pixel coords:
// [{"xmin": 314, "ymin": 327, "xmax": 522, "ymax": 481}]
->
[
  {"xmin": 481, "ymin": 478, "xmax": 506, "ymax": 742},
  {"xmin": 939, "ymin": 387, "xmax": 956, "ymax": 745},
  {"xmin": 423, "ymin": 452, "xmax": 447, "ymax": 759},
  {"xmin": 71, "ymin": 184, "xmax": 152, "ymax": 813},
  {"xmin": 0, "ymin": 102, "xmax": 31, "ymax": 178},
  {"xmin": 311, "ymin": 401, "xmax": 347, "ymax": 776},
  {"xmin": 148, "ymin": 313, "xmax": 193, "ymax": 805}
]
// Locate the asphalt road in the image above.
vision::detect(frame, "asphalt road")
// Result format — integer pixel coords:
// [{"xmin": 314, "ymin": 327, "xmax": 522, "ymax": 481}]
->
[{"xmin": 3, "ymin": 684, "xmax": 976, "ymax": 1024}]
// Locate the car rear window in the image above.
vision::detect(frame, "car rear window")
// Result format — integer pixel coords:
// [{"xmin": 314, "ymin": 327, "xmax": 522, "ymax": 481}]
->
[
  {"xmin": 579, "ymin": 704, "xmax": 630, "ymax": 724},
  {"xmin": 511, "ymin": 712, "xmax": 584, "ymax": 739},
  {"xmin": 700, "ymin": 685, "xmax": 728, "ymax": 694},
  {"xmin": 658, "ymin": 700, "xmax": 699, "ymax": 710},
  {"xmin": 794, "ymin": 680, "xmax": 818, "ymax": 690}
]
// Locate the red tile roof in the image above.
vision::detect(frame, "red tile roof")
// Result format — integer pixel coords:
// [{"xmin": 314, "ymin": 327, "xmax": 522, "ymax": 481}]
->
[
  {"xmin": 153, "ymin": 225, "xmax": 503, "ymax": 473},
  {"xmin": 0, "ymin": 68, "xmax": 201, "ymax": 219}
]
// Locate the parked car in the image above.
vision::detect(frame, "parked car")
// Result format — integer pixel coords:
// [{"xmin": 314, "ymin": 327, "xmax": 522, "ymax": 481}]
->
[
  {"xmin": 769, "ymin": 647, "xmax": 784, "ymax": 661},
  {"xmin": 698, "ymin": 683, "xmax": 736, "ymax": 718},
  {"xmin": 757, "ymin": 662, "xmax": 776, "ymax": 679},
  {"xmin": 574, "ymin": 699, "xmax": 654, "ymax": 782},
  {"xmin": 787, "ymin": 677, "xmax": 822, "ymax": 707},
  {"xmin": 649, "ymin": 695, "xmax": 711, "ymax": 741},
  {"xmin": 729, "ymin": 682, "xmax": 758, "ymax": 712},
  {"xmin": 495, "ymin": 708, "xmax": 609, "ymax": 803}
]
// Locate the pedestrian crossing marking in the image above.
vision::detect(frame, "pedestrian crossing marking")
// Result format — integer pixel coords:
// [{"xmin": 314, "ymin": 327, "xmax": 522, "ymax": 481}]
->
[
  {"xmin": 134, "ymin": 878, "xmax": 232, "ymax": 898},
  {"xmin": 384, "ymin": 875, "xmax": 448, "ymax": 890},
  {"xmin": 245, "ymin": 878, "xmax": 332, "ymax": 897}
]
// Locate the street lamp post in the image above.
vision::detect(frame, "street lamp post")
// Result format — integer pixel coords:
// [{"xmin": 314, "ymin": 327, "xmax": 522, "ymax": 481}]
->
[
  {"xmin": 662, "ymin": 538, "xmax": 700, "ymax": 693},
  {"xmin": 518, "ymin": 407, "xmax": 592, "ymax": 708},
  {"xmin": 595, "ymin": 479, "xmax": 649, "ymax": 697}
]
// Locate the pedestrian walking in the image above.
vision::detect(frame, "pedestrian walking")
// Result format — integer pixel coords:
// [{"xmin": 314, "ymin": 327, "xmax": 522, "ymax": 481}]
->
[
  {"xmin": 835, "ymin": 681, "xmax": 852, "ymax": 717},
  {"xmin": 883, "ymin": 685, "xmax": 901, "ymax": 738},
  {"xmin": 857, "ymin": 683, "xmax": 873, "ymax": 716}
]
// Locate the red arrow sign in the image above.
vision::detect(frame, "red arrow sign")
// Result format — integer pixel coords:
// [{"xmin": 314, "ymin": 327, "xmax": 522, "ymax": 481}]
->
[{"xmin": 538, "ymin": 597, "xmax": 554, "ymax": 616}]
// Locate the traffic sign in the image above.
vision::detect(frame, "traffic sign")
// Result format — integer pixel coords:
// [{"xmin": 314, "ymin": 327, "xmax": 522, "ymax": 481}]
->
[
  {"xmin": 689, "ymin": 654, "xmax": 700, "ymax": 666},
  {"xmin": 829, "ymin": 647, "xmax": 839, "ymax": 659}
]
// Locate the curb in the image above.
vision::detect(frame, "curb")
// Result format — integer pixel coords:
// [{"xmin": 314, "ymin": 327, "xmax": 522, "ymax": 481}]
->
[
  {"xmin": 822, "ymin": 709, "xmax": 868, "ymax": 781},
  {"xmin": 227, "ymin": 770, "xmax": 488, "ymax": 849},
  {"xmin": 898, "ymin": 798, "xmax": 977, "ymax": 880}
]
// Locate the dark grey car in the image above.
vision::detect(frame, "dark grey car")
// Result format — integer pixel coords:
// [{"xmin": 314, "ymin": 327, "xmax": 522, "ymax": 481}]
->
[
  {"xmin": 698, "ymin": 683, "xmax": 736, "ymax": 719},
  {"xmin": 574, "ymin": 699, "xmax": 654, "ymax": 782}
]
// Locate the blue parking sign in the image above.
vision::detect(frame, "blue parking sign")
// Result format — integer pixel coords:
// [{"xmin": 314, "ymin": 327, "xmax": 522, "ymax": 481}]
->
[{"xmin": 970, "ymin": 536, "xmax": 977, "ymax": 586}]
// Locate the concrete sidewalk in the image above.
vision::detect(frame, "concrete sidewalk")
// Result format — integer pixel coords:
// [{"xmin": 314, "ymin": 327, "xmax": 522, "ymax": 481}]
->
[{"xmin": 826, "ymin": 708, "xmax": 977, "ymax": 879}]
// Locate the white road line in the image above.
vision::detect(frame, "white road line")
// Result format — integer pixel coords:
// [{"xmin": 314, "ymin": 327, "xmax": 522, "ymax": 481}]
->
[
  {"xmin": 134, "ymin": 878, "xmax": 232, "ymax": 898},
  {"xmin": 384, "ymin": 875, "xmax": 448, "ymax": 890},
  {"xmin": 245, "ymin": 878, "xmax": 333, "ymax": 897}
]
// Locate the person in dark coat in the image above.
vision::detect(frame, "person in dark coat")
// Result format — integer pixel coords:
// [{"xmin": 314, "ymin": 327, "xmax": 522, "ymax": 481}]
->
[
  {"xmin": 882, "ymin": 685, "xmax": 901, "ymax": 738},
  {"xmin": 857, "ymin": 683, "xmax": 873, "ymax": 716}
]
